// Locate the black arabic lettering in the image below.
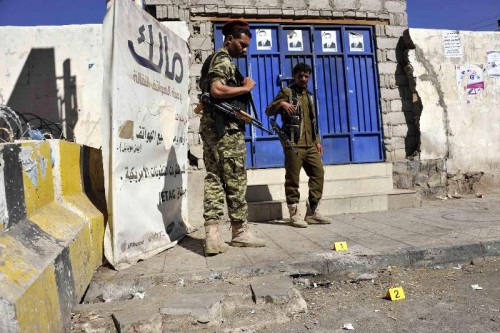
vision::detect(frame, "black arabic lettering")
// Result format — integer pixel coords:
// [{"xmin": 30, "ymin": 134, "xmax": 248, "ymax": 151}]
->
[{"xmin": 128, "ymin": 24, "xmax": 184, "ymax": 84}]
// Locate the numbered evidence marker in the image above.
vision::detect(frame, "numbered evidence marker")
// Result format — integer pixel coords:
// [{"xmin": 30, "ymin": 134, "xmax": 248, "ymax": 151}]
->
[
  {"xmin": 333, "ymin": 241, "xmax": 348, "ymax": 251},
  {"xmin": 386, "ymin": 287, "xmax": 406, "ymax": 301}
]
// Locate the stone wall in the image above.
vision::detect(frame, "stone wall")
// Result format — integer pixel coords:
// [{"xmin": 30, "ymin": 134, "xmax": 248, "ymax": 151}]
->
[{"xmin": 145, "ymin": 0, "xmax": 410, "ymax": 168}]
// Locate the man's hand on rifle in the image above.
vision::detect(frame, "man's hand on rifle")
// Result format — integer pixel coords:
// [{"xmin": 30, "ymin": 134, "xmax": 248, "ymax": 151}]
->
[{"xmin": 280, "ymin": 101, "xmax": 297, "ymax": 116}]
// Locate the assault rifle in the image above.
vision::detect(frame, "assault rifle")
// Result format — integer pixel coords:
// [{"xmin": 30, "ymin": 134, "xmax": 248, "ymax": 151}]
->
[
  {"xmin": 196, "ymin": 93, "xmax": 273, "ymax": 135},
  {"xmin": 270, "ymin": 118, "xmax": 299, "ymax": 156}
]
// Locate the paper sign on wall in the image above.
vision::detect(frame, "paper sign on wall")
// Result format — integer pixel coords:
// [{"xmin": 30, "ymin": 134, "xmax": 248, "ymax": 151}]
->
[
  {"xmin": 443, "ymin": 31, "xmax": 462, "ymax": 58},
  {"xmin": 487, "ymin": 51, "xmax": 500, "ymax": 77},
  {"xmin": 102, "ymin": 0, "xmax": 190, "ymax": 270}
]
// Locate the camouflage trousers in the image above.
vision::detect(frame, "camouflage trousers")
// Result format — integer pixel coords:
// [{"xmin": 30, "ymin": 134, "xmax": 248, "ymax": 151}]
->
[
  {"xmin": 200, "ymin": 118, "xmax": 248, "ymax": 223},
  {"xmin": 284, "ymin": 145, "xmax": 324, "ymax": 206}
]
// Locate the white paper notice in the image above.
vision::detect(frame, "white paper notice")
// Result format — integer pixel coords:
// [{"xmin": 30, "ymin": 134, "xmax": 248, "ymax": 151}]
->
[{"xmin": 443, "ymin": 31, "xmax": 462, "ymax": 58}]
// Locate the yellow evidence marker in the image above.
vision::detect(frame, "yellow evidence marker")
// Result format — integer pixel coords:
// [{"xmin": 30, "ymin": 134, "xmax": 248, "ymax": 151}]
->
[
  {"xmin": 386, "ymin": 287, "xmax": 406, "ymax": 301},
  {"xmin": 333, "ymin": 241, "xmax": 348, "ymax": 251}
]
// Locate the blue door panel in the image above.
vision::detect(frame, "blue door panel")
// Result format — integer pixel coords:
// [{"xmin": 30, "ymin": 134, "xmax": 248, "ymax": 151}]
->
[
  {"xmin": 322, "ymin": 135, "xmax": 351, "ymax": 164},
  {"xmin": 213, "ymin": 24, "xmax": 384, "ymax": 168},
  {"xmin": 353, "ymin": 134, "xmax": 383, "ymax": 162},
  {"xmin": 255, "ymin": 137, "xmax": 284, "ymax": 167}
]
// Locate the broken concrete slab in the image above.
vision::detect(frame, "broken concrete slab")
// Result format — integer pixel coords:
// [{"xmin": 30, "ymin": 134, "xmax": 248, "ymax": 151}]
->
[
  {"xmin": 160, "ymin": 293, "xmax": 225, "ymax": 323},
  {"xmin": 250, "ymin": 275, "xmax": 293, "ymax": 305}
]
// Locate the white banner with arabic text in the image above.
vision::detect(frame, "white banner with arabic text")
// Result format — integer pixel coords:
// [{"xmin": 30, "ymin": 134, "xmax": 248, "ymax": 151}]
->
[{"xmin": 102, "ymin": 0, "xmax": 190, "ymax": 270}]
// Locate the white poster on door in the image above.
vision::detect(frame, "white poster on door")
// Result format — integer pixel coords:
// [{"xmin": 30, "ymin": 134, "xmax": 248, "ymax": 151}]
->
[
  {"xmin": 102, "ymin": 0, "xmax": 190, "ymax": 270},
  {"xmin": 287, "ymin": 30, "xmax": 304, "ymax": 51},
  {"xmin": 321, "ymin": 31, "xmax": 337, "ymax": 52},
  {"xmin": 349, "ymin": 32, "xmax": 364, "ymax": 52}
]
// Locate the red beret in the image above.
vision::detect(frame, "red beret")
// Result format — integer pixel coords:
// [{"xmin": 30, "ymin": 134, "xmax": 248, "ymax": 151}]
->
[{"xmin": 222, "ymin": 20, "xmax": 250, "ymax": 36}]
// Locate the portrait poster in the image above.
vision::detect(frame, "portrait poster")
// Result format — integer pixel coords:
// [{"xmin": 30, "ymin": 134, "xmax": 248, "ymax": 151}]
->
[
  {"xmin": 321, "ymin": 31, "xmax": 337, "ymax": 52},
  {"xmin": 486, "ymin": 51, "xmax": 500, "ymax": 77},
  {"xmin": 102, "ymin": 0, "xmax": 190, "ymax": 270},
  {"xmin": 287, "ymin": 30, "xmax": 304, "ymax": 51},
  {"xmin": 256, "ymin": 29, "xmax": 272, "ymax": 50},
  {"xmin": 349, "ymin": 32, "xmax": 364, "ymax": 52}
]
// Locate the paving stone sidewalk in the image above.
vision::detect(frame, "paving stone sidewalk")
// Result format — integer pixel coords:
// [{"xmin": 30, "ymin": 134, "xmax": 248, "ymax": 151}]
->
[{"xmin": 90, "ymin": 193, "xmax": 500, "ymax": 286}]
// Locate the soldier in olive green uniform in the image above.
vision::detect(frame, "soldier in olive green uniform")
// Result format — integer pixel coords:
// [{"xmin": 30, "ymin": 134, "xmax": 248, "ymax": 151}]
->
[
  {"xmin": 199, "ymin": 20, "xmax": 265, "ymax": 255},
  {"xmin": 266, "ymin": 63, "xmax": 332, "ymax": 228}
]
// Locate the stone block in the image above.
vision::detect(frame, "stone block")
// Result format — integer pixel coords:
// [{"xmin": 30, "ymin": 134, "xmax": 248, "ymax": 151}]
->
[
  {"xmin": 392, "ymin": 160, "xmax": 409, "ymax": 174},
  {"xmin": 190, "ymin": 36, "xmax": 212, "ymax": 50},
  {"xmin": 383, "ymin": 124, "xmax": 392, "ymax": 138},
  {"xmin": 389, "ymin": 148, "xmax": 408, "ymax": 161},
  {"xmin": 320, "ymin": 10, "xmax": 333, "ymax": 17},
  {"xmin": 283, "ymin": 9, "xmax": 294, "ymax": 16},
  {"xmin": 257, "ymin": 8, "xmax": 271, "ymax": 15},
  {"xmin": 391, "ymin": 99, "xmax": 403, "ymax": 112},
  {"xmin": 218, "ymin": 6, "xmax": 231, "ymax": 14},
  {"xmin": 333, "ymin": 0, "xmax": 358, "ymax": 10},
  {"xmin": 190, "ymin": 6, "xmax": 204, "ymax": 13},
  {"xmin": 309, "ymin": 0, "xmax": 331, "ymax": 10},
  {"xmin": 296, "ymin": 9, "xmax": 307, "ymax": 16},
  {"xmin": 308, "ymin": 10, "xmax": 321, "ymax": 16},
  {"xmin": 375, "ymin": 24, "xmax": 385, "ymax": 37},
  {"xmin": 392, "ymin": 124, "xmax": 408, "ymax": 137},
  {"xmin": 376, "ymin": 37, "xmax": 400, "ymax": 50},
  {"xmin": 378, "ymin": 62, "xmax": 398, "ymax": 74},
  {"xmin": 255, "ymin": 0, "xmax": 280, "ymax": 5},
  {"xmin": 382, "ymin": 110, "xmax": 407, "ymax": 125},
  {"xmin": 284, "ymin": 0, "xmax": 306, "ymax": 8},
  {"xmin": 231, "ymin": 7, "xmax": 244, "ymax": 15},
  {"xmin": 269, "ymin": 8, "xmax": 283, "ymax": 15},
  {"xmin": 191, "ymin": 0, "xmax": 220, "ymax": 4},
  {"xmin": 385, "ymin": 25, "xmax": 407, "ymax": 37},
  {"xmin": 356, "ymin": 11, "xmax": 367, "ymax": 18},
  {"xmin": 386, "ymin": 49, "xmax": 399, "ymax": 62},
  {"xmin": 380, "ymin": 87, "xmax": 402, "ymax": 100},
  {"xmin": 205, "ymin": 4, "xmax": 217, "ymax": 13},
  {"xmin": 345, "ymin": 10, "xmax": 356, "ymax": 17},
  {"xmin": 390, "ymin": 13, "xmax": 408, "ymax": 26},
  {"xmin": 332, "ymin": 11, "xmax": 344, "ymax": 17},
  {"xmin": 245, "ymin": 7, "xmax": 258, "ymax": 15},
  {"xmin": 358, "ymin": 0, "xmax": 382, "ymax": 12},
  {"xmin": 385, "ymin": 1, "xmax": 406, "ymax": 13}
]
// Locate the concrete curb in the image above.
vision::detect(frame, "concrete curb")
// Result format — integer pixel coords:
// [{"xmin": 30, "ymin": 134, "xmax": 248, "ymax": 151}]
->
[
  {"xmin": 83, "ymin": 240, "xmax": 500, "ymax": 303},
  {"xmin": 0, "ymin": 140, "xmax": 105, "ymax": 333}
]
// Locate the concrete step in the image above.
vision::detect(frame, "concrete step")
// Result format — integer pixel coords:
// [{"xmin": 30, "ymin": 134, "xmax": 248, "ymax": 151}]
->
[
  {"xmin": 247, "ymin": 162, "xmax": 392, "ymax": 185},
  {"xmin": 246, "ymin": 163, "xmax": 394, "ymax": 202},
  {"xmin": 248, "ymin": 189, "xmax": 421, "ymax": 222},
  {"xmin": 246, "ymin": 175, "xmax": 393, "ymax": 202}
]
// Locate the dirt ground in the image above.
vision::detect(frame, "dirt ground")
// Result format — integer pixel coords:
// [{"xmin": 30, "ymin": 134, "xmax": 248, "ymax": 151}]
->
[{"xmin": 260, "ymin": 256, "xmax": 500, "ymax": 333}]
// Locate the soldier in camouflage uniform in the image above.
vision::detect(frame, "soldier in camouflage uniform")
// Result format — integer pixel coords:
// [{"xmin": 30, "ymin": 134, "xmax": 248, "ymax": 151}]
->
[
  {"xmin": 199, "ymin": 20, "xmax": 266, "ymax": 255},
  {"xmin": 266, "ymin": 63, "xmax": 333, "ymax": 228}
]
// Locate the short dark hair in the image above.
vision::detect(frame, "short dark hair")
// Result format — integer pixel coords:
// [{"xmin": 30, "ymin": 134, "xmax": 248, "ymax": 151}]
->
[
  {"xmin": 292, "ymin": 63, "xmax": 311, "ymax": 76},
  {"xmin": 222, "ymin": 20, "xmax": 253, "ymax": 39},
  {"xmin": 226, "ymin": 27, "xmax": 252, "ymax": 39}
]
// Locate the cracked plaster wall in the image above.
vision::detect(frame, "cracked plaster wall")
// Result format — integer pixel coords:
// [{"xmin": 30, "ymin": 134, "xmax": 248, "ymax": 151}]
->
[{"xmin": 408, "ymin": 28, "xmax": 500, "ymax": 191}]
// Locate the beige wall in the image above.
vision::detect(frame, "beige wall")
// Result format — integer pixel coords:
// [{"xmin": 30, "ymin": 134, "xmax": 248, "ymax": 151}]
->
[
  {"xmin": 0, "ymin": 25, "xmax": 104, "ymax": 148},
  {"xmin": 0, "ymin": 22, "xmax": 188, "ymax": 149},
  {"xmin": 409, "ymin": 29, "xmax": 500, "ymax": 179}
]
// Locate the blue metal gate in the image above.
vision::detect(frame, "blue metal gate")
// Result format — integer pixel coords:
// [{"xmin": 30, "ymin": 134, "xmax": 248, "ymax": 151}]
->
[{"xmin": 214, "ymin": 24, "xmax": 384, "ymax": 168}]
